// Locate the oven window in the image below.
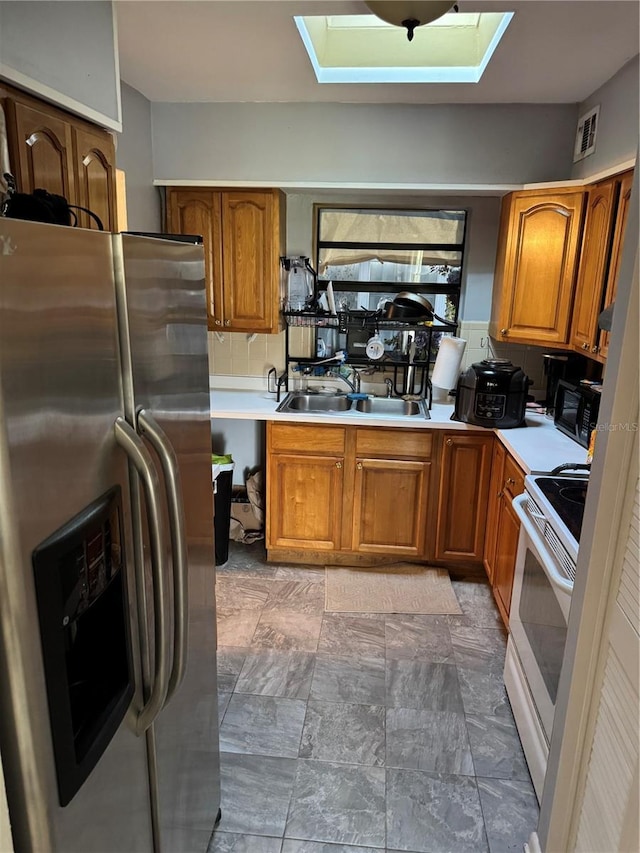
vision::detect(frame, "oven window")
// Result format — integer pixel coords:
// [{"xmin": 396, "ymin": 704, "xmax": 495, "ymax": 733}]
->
[{"xmin": 519, "ymin": 549, "xmax": 567, "ymax": 703}]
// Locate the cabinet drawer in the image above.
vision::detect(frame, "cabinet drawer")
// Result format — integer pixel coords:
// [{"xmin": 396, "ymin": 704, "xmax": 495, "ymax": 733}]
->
[
  {"xmin": 503, "ymin": 454, "xmax": 525, "ymax": 498},
  {"xmin": 269, "ymin": 422, "xmax": 346, "ymax": 454},
  {"xmin": 355, "ymin": 428, "xmax": 432, "ymax": 460}
]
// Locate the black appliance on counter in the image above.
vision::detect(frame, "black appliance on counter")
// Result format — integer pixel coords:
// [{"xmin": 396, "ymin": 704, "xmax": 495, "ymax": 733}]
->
[
  {"xmin": 542, "ymin": 352, "xmax": 590, "ymax": 417},
  {"xmin": 554, "ymin": 379, "xmax": 602, "ymax": 447},
  {"xmin": 452, "ymin": 358, "xmax": 531, "ymax": 428}
]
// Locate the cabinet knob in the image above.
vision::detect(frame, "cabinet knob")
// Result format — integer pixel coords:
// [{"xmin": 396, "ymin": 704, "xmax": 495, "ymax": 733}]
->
[
  {"xmin": 506, "ymin": 477, "xmax": 516, "ymax": 486},
  {"xmin": 214, "ymin": 320, "xmax": 221, "ymax": 326},
  {"xmin": 591, "ymin": 345, "xmax": 599, "ymax": 354},
  {"xmin": 356, "ymin": 462, "xmax": 363, "ymax": 470},
  {"xmin": 497, "ymin": 491, "xmax": 504, "ymax": 499},
  {"xmin": 582, "ymin": 342, "xmax": 589, "ymax": 350},
  {"xmin": 500, "ymin": 328, "xmax": 508, "ymax": 335},
  {"xmin": 446, "ymin": 438, "xmax": 453, "ymax": 446},
  {"xmin": 225, "ymin": 320, "xmax": 231, "ymax": 327},
  {"xmin": 335, "ymin": 461, "xmax": 342, "ymax": 469}
]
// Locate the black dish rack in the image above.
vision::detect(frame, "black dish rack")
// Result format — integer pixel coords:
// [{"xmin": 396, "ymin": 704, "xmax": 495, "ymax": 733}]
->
[{"xmin": 281, "ymin": 308, "xmax": 458, "ymax": 401}]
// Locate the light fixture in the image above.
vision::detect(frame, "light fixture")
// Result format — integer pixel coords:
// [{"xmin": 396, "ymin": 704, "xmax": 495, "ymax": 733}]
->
[{"xmin": 364, "ymin": 1, "xmax": 457, "ymax": 41}]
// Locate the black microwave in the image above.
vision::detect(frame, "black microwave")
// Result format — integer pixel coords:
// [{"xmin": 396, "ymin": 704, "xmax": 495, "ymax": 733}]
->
[{"xmin": 554, "ymin": 380, "xmax": 602, "ymax": 447}]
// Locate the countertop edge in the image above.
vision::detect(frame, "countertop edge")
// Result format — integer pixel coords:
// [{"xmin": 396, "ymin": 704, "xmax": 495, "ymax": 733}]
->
[{"xmin": 210, "ymin": 388, "xmax": 588, "ymax": 474}]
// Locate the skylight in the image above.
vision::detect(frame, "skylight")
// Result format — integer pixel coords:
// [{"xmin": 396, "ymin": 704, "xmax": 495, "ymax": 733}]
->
[{"xmin": 294, "ymin": 12, "xmax": 514, "ymax": 84}]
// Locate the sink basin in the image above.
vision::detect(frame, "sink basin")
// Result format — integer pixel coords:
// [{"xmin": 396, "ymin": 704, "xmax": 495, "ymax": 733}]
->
[
  {"xmin": 277, "ymin": 392, "xmax": 352, "ymax": 413},
  {"xmin": 355, "ymin": 397, "xmax": 423, "ymax": 416},
  {"xmin": 276, "ymin": 391, "xmax": 429, "ymax": 419}
]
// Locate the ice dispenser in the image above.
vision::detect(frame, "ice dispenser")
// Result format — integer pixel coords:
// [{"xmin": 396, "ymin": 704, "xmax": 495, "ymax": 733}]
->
[{"xmin": 32, "ymin": 487, "xmax": 134, "ymax": 806}]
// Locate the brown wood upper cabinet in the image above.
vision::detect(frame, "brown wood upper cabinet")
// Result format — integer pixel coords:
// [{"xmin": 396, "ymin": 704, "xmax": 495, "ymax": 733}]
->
[
  {"xmin": 599, "ymin": 170, "xmax": 634, "ymax": 360},
  {"xmin": 3, "ymin": 89, "xmax": 117, "ymax": 231},
  {"xmin": 579, "ymin": 169, "xmax": 634, "ymax": 361},
  {"xmin": 489, "ymin": 189, "xmax": 586, "ymax": 347},
  {"xmin": 435, "ymin": 432, "xmax": 493, "ymax": 564},
  {"xmin": 166, "ymin": 188, "xmax": 285, "ymax": 333},
  {"xmin": 483, "ymin": 441, "xmax": 525, "ymax": 627},
  {"xmin": 72, "ymin": 125, "xmax": 117, "ymax": 232}
]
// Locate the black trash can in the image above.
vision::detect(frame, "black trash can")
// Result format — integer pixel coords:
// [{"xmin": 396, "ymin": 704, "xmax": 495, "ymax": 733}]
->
[{"xmin": 213, "ymin": 461, "xmax": 234, "ymax": 566}]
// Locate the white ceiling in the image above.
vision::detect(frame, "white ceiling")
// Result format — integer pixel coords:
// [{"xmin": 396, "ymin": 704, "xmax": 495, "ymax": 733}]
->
[{"xmin": 116, "ymin": 1, "xmax": 639, "ymax": 105}]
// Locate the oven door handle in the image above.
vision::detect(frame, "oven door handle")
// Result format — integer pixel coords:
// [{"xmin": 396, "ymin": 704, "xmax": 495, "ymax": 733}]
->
[{"xmin": 512, "ymin": 493, "xmax": 574, "ymax": 596}]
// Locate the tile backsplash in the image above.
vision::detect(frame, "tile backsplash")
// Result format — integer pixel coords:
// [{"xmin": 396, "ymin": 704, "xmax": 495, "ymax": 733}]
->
[
  {"xmin": 209, "ymin": 322, "xmax": 549, "ymax": 399},
  {"xmin": 457, "ymin": 321, "xmax": 548, "ymax": 397},
  {"xmin": 208, "ymin": 330, "xmax": 286, "ymax": 381}
]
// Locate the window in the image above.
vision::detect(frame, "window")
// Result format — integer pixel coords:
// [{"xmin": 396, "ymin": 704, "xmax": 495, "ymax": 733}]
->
[{"xmin": 315, "ymin": 206, "xmax": 467, "ymax": 323}]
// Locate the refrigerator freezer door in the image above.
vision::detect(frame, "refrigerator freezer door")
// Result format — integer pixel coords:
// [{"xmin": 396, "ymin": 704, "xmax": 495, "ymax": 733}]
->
[
  {"xmin": 0, "ymin": 221, "xmax": 153, "ymax": 851},
  {"xmin": 114, "ymin": 234, "xmax": 220, "ymax": 850}
]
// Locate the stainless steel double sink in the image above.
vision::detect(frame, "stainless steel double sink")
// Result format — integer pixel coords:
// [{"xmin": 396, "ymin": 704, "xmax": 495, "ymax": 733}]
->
[{"xmin": 276, "ymin": 391, "xmax": 430, "ymax": 419}]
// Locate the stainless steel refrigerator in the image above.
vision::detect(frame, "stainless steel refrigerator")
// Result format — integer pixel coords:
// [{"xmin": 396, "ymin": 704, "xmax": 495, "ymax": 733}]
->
[{"xmin": 0, "ymin": 219, "xmax": 220, "ymax": 852}]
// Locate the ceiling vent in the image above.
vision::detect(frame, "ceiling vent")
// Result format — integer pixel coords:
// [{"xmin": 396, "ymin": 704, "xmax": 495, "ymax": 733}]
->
[{"xmin": 573, "ymin": 105, "xmax": 600, "ymax": 163}]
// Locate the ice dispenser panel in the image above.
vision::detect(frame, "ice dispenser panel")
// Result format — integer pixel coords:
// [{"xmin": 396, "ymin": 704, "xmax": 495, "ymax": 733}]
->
[{"xmin": 32, "ymin": 487, "xmax": 135, "ymax": 806}]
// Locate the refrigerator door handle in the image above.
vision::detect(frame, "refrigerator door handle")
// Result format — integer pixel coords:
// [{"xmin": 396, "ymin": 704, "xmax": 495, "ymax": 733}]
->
[
  {"xmin": 114, "ymin": 417, "xmax": 170, "ymax": 734},
  {"xmin": 137, "ymin": 409, "xmax": 189, "ymax": 704}
]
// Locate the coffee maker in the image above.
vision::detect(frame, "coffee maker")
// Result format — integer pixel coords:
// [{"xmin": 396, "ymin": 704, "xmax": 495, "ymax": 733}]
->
[{"xmin": 542, "ymin": 352, "xmax": 589, "ymax": 417}]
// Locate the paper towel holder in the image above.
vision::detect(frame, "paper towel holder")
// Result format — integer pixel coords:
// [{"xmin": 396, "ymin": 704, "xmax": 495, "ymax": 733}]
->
[{"xmin": 431, "ymin": 336, "xmax": 467, "ymax": 390}]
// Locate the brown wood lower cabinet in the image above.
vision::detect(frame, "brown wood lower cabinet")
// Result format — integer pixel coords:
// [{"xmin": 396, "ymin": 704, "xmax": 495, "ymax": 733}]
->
[
  {"xmin": 492, "ymin": 496, "xmax": 521, "ymax": 622},
  {"xmin": 266, "ymin": 423, "xmax": 498, "ymax": 566},
  {"xmin": 435, "ymin": 432, "xmax": 493, "ymax": 564},
  {"xmin": 267, "ymin": 423, "xmax": 346, "ymax": 552},
  {"xmin": 268, "ymin": 452, "xmax": 344, "ymax": 551},
  {"xmin": 353, "ymin": 458, "xmax": 431, "ymax": 557},
  {"xmin": 266, "ymin": 422, "xmax": 433, "ymax": 561},
  {"xmin": 483, "ymin": 442, "xmax": 526, "ymax": 626}
]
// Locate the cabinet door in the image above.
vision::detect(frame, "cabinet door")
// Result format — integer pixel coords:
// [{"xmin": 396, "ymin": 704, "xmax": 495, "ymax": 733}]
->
[
  {"xmin": 483, "ymin": 440, "xmax": 506, "ymax": 584},
  {"xmin": 166, "ymin": 189, "xmax": 222, "ymax": 330},
  {"xmin": 352, "ymin": 458, "xmax": 431, "ymax": 557},
  {"xmin": 492, "ymin": 495, "xmax": 521, "ymax": 626},
  {"xmin": 571, "ymin": 179, "xmax": 618, "ymax": 355},
  {"xmin": 267, "ymin": 453, "xmax": 344, "ymax": 550},
  {"xmin": 491, "ymin": 191, "xmax": 585, "ymax": 346},
  {"xmin": 72, "ymin": 125, "xmax": 117, "ymax": 230},
  {"xmin": 435, "ymin": 433, "xmax": 493, "ymax": 563},
  {"xmin": 221, "ymin": 191, "xmax": 280, "ymax": 333},
  {"xmin": 599, "ymin": 171, "xmax": 634, "ymax": 360},
  {"xmin": 8, "ymin": 100, "xmax": 75, "ymax": 199}
]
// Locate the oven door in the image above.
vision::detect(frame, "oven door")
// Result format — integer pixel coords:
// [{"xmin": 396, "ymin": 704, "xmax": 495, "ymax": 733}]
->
[{"xmin": 509, "ymin": 494, "xmax": 573, "ymax": 741}]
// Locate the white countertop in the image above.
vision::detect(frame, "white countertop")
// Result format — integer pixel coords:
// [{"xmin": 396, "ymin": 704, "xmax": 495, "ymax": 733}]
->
[
  {"xmin": 210, "ymin": 387, "xmax": 588, "ymax": 475},
  {"xmin": 493, "ymin": 411, "xmax": 588, "ymax": 474}
]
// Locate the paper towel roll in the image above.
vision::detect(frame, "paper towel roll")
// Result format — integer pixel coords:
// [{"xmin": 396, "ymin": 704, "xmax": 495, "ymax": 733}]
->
[{"xmin": 431, "ymin": 336, "xmax": 467, "ymax": 389}]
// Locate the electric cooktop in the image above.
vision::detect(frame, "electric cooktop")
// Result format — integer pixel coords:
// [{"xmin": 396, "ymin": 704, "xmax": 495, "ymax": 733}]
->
[{"xmin": 532, "ymin": 476, "xmax": 588, "ymax": 544}]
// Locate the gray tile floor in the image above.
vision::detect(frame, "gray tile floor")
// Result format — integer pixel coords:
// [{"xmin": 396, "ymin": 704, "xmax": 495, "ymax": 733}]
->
[{"xmin": 209, "ymin": 542, "xmax": 539, "ymax": 853}]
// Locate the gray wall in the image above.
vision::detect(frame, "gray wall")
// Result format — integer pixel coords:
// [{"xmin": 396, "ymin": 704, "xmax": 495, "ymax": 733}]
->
[
  {"xmin": 151, "ymin": 102, "xmax": 577, "ymax": 185},
  {"xmin": 285, "ymin": 192, "xmax": 501, "ymax": 322},
  {"xmin": 117, "ymin": 83, "xmax": 161, "ymax": 232},
  {"xmin": 0, "ymin": 1, "xmax": 121, "ymax": 129},
  {"xmin": 571, "ymin": 54, "xmax": 639, "ymax": 179},
  {"xmin": 147, "ymin": 63, "xmax": 636, "ymax": 326}
]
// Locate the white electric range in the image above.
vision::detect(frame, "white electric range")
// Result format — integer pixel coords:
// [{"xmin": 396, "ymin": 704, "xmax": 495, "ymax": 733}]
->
[{"xmin": 505, "ymin": 466, "xmax": 589, "ymax": 801}]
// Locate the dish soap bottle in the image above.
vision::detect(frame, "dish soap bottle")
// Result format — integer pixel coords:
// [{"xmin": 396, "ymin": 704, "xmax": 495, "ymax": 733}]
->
[{"xmin": 282, "ymin": 256, "xmax": 315, "ymax": 312}]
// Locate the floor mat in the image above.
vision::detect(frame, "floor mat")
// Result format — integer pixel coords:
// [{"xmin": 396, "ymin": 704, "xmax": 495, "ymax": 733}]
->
[{"xmin": 325, "ymin": 563, "xmax": 462, "ymax": 614}]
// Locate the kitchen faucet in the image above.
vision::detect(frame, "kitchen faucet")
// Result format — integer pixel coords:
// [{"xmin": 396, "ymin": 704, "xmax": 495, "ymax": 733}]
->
[
  {"xmin": 329, "ymin": 367, "xmax": 361, "ymax": 394},
  {"xmin": 384, "ymin": 378, "xmax": 394, "ymax": 398}
]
